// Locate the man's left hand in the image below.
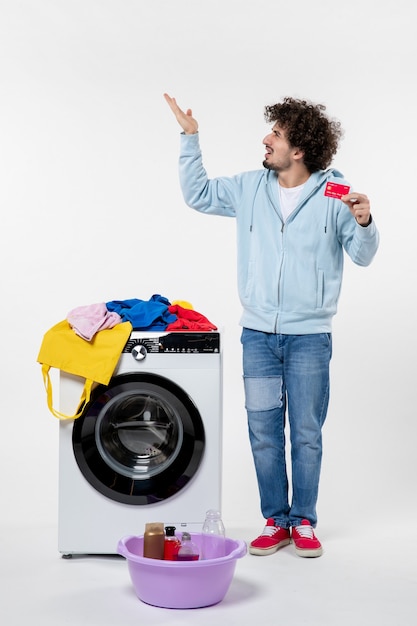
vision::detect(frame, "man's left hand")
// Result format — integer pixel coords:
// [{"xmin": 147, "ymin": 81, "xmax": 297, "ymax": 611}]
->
[{"xmin": 341, "ymin": 193, "xmax": 372, "ymax": 226}]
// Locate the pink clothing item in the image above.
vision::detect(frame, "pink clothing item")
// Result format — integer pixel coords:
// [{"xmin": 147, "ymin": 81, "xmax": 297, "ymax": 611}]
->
[{"xmin": 67, "ymin": 303, "xmax": 122, "ymax": 341}]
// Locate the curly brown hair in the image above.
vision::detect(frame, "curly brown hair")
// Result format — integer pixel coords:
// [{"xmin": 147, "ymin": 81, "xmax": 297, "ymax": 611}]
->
[{"xmin": 264, "ymin": 97, "xmax": 343, "ymax": 173}]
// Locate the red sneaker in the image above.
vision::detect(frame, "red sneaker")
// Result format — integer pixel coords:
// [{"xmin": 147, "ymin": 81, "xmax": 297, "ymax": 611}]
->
[
  {"xmin": 249, "ymin": 518, "xmax": 291, "ymax": 556},
  {"xmin": 291, "ymin": 519, "xmax": 323, "ymax": 557}
]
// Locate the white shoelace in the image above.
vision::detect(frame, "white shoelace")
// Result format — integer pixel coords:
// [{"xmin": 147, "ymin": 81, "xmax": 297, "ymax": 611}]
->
[
  {"xmin": 294, "ymin": 524, "xmax": 314, "ymax": 538},
  {"xmin": 261, "ymin": 525, "xmax": 280, "ymax": 537}
]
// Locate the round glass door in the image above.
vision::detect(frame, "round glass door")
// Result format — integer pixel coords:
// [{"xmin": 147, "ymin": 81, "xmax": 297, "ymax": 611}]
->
[{"xmin": 72, "ymin": 373, "xmax": 205, "ymax": 504}]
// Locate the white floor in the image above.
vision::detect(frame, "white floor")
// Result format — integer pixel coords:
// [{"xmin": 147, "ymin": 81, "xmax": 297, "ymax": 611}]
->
[{"xmin": 2, "ymin": 520, "xmax": 415, "ymax": 626}]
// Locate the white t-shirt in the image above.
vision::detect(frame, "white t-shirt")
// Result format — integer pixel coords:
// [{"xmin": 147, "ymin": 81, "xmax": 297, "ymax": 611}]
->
[{"xmin": 278, "ymin": 183, "xmax": 305, "ymax": 222}]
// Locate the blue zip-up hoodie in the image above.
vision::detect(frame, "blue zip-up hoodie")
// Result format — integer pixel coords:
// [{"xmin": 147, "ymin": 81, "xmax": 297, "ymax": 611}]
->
[{"xmin": 179, "ymin": 133, "xmax": 379, "ymax": 334}]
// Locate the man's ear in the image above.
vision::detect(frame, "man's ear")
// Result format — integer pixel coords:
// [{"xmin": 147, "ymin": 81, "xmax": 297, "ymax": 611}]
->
[{"xmin": 292, "ymin": 147, "xmax": 305, "ymax": 162}]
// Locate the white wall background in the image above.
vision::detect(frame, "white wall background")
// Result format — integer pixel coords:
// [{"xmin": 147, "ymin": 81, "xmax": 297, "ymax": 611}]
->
[{"xmin": 1, "ymin": 0, "xmax": 415, "ymax": 531}]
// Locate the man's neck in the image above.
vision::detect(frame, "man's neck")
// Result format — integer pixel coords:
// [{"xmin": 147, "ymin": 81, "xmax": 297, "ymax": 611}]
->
[{"xmin": 277, "ymin": 165, "xmax": 310, "ymax": 189}]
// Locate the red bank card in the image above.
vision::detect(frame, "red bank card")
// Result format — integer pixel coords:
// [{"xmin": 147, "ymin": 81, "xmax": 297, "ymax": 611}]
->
[{"xmin": 324, "ymin": 182, "xmax": 350, "ymax": 199}]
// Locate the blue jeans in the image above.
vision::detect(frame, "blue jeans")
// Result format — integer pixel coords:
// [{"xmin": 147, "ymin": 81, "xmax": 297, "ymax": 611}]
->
[{"xmin": 241, "ymin": 328, "xmax": 332, "ymax": 528}]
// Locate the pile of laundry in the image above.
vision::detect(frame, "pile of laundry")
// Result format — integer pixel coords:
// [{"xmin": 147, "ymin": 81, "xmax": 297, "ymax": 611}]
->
[{"xmin": 66, "ymin": 294, "xmax": 217, "ymax": 341}]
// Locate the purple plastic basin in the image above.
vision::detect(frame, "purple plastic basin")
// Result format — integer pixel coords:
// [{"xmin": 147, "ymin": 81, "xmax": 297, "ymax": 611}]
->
[{"xmin": 117, "ymin": 533, "xmax": 247, "ymax": 609}]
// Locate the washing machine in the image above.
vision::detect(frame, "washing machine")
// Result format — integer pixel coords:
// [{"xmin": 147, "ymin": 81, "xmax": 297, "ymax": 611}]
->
[{"xmin": 58, "ymin": 330, "xmax": 222, "ymax": 556}]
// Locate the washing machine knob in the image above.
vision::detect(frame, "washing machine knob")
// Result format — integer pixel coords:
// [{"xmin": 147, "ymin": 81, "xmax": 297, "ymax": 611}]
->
[{"xmin": 132, "ymin": 344, "xmax": 147, "ymax": 361}]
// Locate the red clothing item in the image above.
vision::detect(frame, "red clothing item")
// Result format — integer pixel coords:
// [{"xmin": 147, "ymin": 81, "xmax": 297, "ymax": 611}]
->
[{"xmin": 167, "ymin": 305, "xmax": 217, "ymax": 331}]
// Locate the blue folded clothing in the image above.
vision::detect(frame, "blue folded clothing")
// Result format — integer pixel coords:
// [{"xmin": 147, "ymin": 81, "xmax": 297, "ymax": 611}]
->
[{"xmin": 106, "ymin": 294, "xmax": 177, "ymax": 331}]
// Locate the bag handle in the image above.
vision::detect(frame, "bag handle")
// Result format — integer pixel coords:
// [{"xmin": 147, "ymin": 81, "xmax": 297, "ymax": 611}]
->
[{"xmin": 41, "ymin": 364, "xmax": 93, "ymax": 420}]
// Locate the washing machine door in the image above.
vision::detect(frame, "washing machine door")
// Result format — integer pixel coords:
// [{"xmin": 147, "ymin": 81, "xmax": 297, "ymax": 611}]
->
[{"xmin": 72, "ymin": 373, "xmax": 205, "ymax": 505}]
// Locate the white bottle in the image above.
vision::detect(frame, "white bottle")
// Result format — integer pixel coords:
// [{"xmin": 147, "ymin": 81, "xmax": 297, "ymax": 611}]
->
[{"xmin": 202, "ymin": 509, "xmax": 226, "ymax": 560}]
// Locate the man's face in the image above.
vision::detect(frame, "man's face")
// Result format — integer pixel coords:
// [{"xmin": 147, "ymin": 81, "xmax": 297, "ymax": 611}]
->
[{"xmin": 262, "ymin": 123, "xmax": 297, "ymax": 172}]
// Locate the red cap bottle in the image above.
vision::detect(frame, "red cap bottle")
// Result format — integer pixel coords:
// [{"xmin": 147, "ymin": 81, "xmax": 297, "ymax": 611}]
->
[{"xmin": 164, "ymin": 526, "xmax": 181, "ymax": 560}]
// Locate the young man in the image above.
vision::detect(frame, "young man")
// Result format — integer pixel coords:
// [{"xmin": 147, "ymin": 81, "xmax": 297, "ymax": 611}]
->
[{"xmin": 164, "ymin": 93, "xmax": 379, "ymax": 558}]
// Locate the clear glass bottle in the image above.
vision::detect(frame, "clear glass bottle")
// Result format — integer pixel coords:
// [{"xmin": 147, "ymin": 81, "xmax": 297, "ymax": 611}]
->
[
  {"xmin": 175, "ymin": 532, "xmax": 200, "ymax": 561},
  {"xmin": 202, "ymin": 509, "xmax": 226, "ymax": 559},
  {"xmin": 163, "ymin": 526, "xmax": 181, "ymax": 560}
]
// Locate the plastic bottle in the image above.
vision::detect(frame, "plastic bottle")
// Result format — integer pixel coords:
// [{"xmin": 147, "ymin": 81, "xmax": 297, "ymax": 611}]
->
[
  {"xmin": 202, "ymin": 509, "xmax": 226, "ymax": 559},
  {"xmin": 143, "ymin": 522, "xmax": 165, "ymax": 559},
  {"xmin": 163, "ymin": 526, "xmax": 181, "ymax": 560},
  {"xmin": 175, "ymin": 532, "xmax": 200, "ymax": 561}
]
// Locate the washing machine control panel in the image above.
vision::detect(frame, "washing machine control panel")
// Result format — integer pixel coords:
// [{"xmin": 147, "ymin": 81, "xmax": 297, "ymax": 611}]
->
[{"xmin": 124, "ymin": 332, "xmax": 220, "ymax": 355}]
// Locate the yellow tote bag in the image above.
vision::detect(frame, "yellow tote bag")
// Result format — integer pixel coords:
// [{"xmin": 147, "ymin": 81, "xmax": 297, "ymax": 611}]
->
[{"xmin": 37, "ymin": 320, "xmax": 132, "ymax": 420}]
